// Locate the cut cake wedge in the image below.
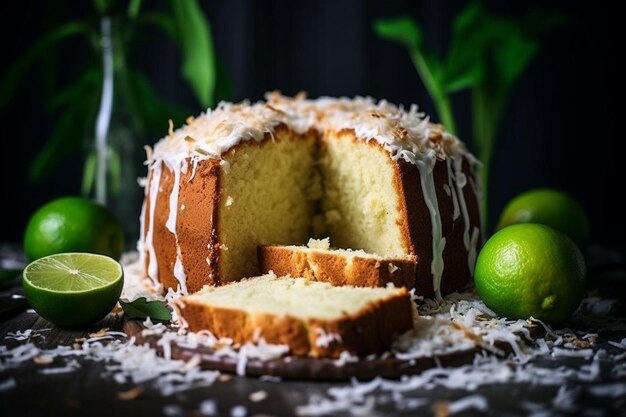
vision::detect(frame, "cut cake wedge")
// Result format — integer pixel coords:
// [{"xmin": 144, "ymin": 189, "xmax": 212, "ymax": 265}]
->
[
  {"xmin": 173, "ymin": 273, "xmax": 414, "ymax": 357},
  {"xmin": 258, "ymin": 238, "xmax": 418, "ymax": 288}
]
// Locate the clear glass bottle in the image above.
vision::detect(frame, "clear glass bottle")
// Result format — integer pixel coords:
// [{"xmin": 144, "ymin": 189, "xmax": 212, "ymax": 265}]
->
[{"xmin": 83, "ymin": 16, "xmax": 145, "ymax": 248}]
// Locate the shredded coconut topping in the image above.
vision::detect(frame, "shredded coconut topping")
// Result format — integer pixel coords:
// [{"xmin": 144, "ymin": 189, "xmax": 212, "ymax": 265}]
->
[{"xmin": 150, "ymin": 92, "xmax": 474, "ymax": 166}]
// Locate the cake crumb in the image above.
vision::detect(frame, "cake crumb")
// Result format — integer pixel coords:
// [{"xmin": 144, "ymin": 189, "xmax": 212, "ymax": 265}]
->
[{"xmin": 307, "ymin": 237, "xmax": 330, "ymax": 250}]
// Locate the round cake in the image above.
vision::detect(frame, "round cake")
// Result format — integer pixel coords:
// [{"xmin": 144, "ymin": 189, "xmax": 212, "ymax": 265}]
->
[{"xmin": 138, "ymin": 92, "xmax": 481, "ymax": 300}]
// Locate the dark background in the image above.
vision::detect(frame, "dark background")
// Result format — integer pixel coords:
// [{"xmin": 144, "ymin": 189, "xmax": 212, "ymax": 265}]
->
[{"xmin": 1, "ymin": 0, "xmax": 625, "ymax": 248}]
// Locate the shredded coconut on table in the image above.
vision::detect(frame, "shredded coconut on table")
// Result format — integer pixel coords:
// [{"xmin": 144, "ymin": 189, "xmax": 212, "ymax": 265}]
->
[{"xmin": 2, "ymin": 255, "xmax": 625, "ymax": 416}]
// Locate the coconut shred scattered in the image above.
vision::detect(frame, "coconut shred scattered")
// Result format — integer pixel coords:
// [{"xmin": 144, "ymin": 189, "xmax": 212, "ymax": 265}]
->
[{"xmin": 1, "ymin": 255, "xmax": 625, "ymax": 416}]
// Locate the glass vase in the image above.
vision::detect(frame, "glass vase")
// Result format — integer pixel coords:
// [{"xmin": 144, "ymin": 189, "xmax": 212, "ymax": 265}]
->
[{"xmin": 83, "ymin": 16, "xmax": 145, "ymax": 249}]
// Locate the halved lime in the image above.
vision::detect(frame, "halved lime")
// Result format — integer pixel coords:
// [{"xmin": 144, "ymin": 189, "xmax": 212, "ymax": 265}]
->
[{"xmin": 22, "ymin": 253, "xmax": 124, "ymax": 328}]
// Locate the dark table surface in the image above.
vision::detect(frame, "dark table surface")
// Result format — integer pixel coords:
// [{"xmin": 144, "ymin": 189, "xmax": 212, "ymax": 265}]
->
[{"xmin": 1, "ymin": 244, "xmax": 626, "ymax": 417}]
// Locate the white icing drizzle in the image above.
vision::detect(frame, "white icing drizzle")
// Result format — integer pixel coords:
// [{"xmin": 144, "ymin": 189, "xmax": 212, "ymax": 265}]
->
[
  {"xmin": 165, "ymin": 160, "xmax": 182, "ymax": 233},
  {"xmin": 165, "ymin": 158, "xmax": 189, "ymax": 294},
  {"xmin": 144, "ymin": 93, "xmax": 480, "ymax": 293},
  {"xmin": 445, "ymin": 157, "xmax": 460, "ymax": 221},
  {"xmin": 416, "ymin": 149, "xmax": 446, "ymax": 302},
  {"xmin": 188, "ymin": 155, "xmax": 200, "ymax": 183},
  {"xmin": 452, "ymin": 156, "xmax": 471, "ymax": 252},
  {"xmin": 468, "ymin": 227, "xmax": 481, "ymax": 276},
  {"xmin": 145, "ymin": 160, "xmax": 162, "ymax": 279},
  {"xmin": 174, "ymin": 246, "xmax": 188, "ymax": 294}
]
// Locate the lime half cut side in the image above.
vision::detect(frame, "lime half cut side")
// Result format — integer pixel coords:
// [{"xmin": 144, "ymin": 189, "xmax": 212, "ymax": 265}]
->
[{"xmin": 23, "ymin": 253, "xmax": 124, "ymax": 327}]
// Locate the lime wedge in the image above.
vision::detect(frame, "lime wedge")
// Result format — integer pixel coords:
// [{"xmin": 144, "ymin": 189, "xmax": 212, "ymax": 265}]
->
[{"xmin": 23, "ymin": 253, "xmax": 124, "ymax": 327}]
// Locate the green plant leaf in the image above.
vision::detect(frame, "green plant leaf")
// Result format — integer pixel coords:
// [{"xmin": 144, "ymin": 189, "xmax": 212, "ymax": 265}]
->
[
  {"xmin": 444, "ymin": 2, "xmax": 488, "ymax": 92},
  {"xmin": 493, "ymin": 27, "xmax": 538, "ymax": 87},
  {"xmin": 47, "ymin": 69, "xmax": 101, "ymax": 111},
  {"xmin": 29, "ymin": 71, "xmax": 100, "ymax": 183},
  {"xmin": 92, "ymin": 0, "xmax": 114, "ymax": 14},
  {"xmin": 373, "ymin": 16, "xmax": 456, "ymax": 132},
  {"xmin": 119, "ymin": 297, "xmax": 172, "ymax": 322},
  {"xmin": 81, "ymin": 151, "xmax": 97, "ymax": 197},
  {"xmin": 373, "ymin": 16, "xmax": 423, "ymax": 50},
  {"xmin": 0, "ymin": 21, "xmax": 91, "ymax": 111},
  {"xmin": 171, "ymin": 0, "xmax": 216, "ymax": 108},
  {"xmin": 127, "ymin": 0, "xmax": 143, "ymax": 18}
]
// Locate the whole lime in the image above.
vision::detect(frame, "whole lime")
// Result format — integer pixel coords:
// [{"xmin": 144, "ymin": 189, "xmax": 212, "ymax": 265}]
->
[
  {"xmin": 24, "ymin": 196, "xmax": 124, "ymax": 261},
  {"xmin": 474, "ymin": 223, "xmax": 586, "ymax": 325},
  {"xmin": 23, "ymin": 252, "xmax": 123, "ymax": 327},
  {"xmin": 496, "ymin": 188, "xmax": 590, "ymax": 249}
]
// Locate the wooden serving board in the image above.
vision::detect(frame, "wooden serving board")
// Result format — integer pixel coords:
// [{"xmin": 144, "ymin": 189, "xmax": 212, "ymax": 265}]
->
[{"xmin": 123, "ymin": 318, "xmax": 541, "ymax": 381}]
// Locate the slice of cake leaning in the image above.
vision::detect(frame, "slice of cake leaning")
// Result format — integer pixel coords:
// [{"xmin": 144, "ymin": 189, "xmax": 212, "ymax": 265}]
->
[
  {"xmin": 138, "ymin": 92, "xmax": 481, "ymax": 300},
  {"xmin": 172, "ymin": 274, "xmax": 414, "ymax": 357},
  {"xmin": 258, "ymin": 238, "xmax": 418, "ymax": 288}
]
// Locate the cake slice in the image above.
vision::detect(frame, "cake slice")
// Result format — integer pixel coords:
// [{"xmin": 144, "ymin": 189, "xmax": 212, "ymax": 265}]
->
[
  {"xmin": 258, "ymin": 238, "xmax": 418, "ymax": 288},
  {"xmin": 173, "ymin": 273, "xmax": 414, "ymax": 358}
]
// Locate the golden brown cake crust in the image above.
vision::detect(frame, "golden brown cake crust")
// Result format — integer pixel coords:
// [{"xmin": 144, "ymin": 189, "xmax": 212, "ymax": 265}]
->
[
  {"xmin": 148, "ymin": 159, "xmax": 222, "ymax": 293},
  {"xmin": 257, "ymin": 245, "xmax": 417, "ymax": 289},
  {"xmin": 394, "ymin": 157, "xmax": 481, "ymax": 296},
  {"xmin": 174, "ymin": 284, "xmax": 414, "ymax": 358}
]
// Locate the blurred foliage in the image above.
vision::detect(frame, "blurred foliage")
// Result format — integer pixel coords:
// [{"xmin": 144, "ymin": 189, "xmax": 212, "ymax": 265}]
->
[
  {"xmin": 0, "ymin": 0, "xmax": 230, "ymax": 183},
  {"xmin": 373, "ymin": 2, "xmax": 567, "ymax": 220}
]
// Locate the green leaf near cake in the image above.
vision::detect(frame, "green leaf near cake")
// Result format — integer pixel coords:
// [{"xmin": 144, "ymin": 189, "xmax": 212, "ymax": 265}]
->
[{"xmin": 120, "ymin": 297, "xmax": 172, "ymax": 322}]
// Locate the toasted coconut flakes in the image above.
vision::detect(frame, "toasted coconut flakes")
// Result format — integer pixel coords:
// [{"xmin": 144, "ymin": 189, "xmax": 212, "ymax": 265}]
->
[
  {"xmin": 295, "ymin": 90, "xmax": 308, "ymax": 100},
  {"xmin": 168, "ymin": 119, "xmax": 174, "ymax": 136},
  {"xmin": 433, "ymin": 402, "xmax": 449, "ymax": 417},
  {"xmin": 265, "ymin": 103, "xmax": 287, "ymax": 116},
  {"xmin": 117, "ymin": 385, "xmax": 145, "ymax": 400},
  {"xmin": 184, "ymin": 135, "xmax": 196, "ymax": 143},
  {"xmin": 194, "ymin": 146, "xmax": 210, "ymax": 156},
  {"xmin": 5, "ymin": 329, "xmax": 50, "ymax": 341},
  {"xmin": 33, "ymin": 355, "xmax": 54, "ymax": 364},
  {"xmin": 249, "ymin": 390, "xmax": 267, "ymax": 402},
  {"xmin": 449, "ymin": 321, "xmax": 481, "ymax": 343},
  {"xmin": 89, "ymin": 328, "xmax": 110, "ymax": 338}
]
